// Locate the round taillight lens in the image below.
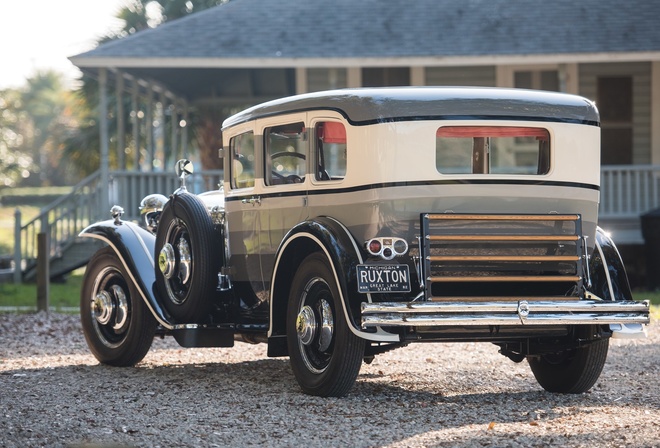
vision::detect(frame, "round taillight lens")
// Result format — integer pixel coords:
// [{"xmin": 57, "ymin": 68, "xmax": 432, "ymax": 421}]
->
[
  {"xmin": 393, "ymin": 239, "xmax": 408, "ymax": 254},
  {"xmin": 368, "ymin": 239, "xmax": 382, "ymax": 255}
]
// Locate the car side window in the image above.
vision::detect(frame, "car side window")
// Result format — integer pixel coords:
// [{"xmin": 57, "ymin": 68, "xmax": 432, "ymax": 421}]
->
[
  {"xmin": 436, "ymin": 126, "xmax": 550, "ymax": 175},
  {"xmin": 264, "ymin": 122, "xmax": 307, "ymax": 185},
  {"xmin": 230, "ymin": 131, "xmax": 255, "ymax": 189},
  {"xmin": 315, "ymin": 121, "xmax": 347, "ymax": 181}
]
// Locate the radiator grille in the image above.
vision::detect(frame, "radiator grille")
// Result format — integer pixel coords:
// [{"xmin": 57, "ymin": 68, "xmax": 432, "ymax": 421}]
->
[{"xmin": 421, "ymin": 214, "xmax": 585, "ymax": 301}]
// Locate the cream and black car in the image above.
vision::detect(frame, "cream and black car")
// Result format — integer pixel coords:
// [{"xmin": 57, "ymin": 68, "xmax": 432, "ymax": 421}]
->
[{"xmin": 80, "ymin": 87, "xmax": 650, "ymax": 397}]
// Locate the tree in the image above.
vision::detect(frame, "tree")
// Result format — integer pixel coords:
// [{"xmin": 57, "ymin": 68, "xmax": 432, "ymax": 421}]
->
[
  {"xmin": 0, "ymin": 71, "xmax": 82, "ymax": 188},
  {"xmin": 0, "ymin": 89, "xmax": 34, "ymax": 188}
]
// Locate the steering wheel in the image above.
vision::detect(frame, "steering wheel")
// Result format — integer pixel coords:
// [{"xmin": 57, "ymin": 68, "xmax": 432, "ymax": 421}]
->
[{"xmin": 270, "ymin": 151, "xmax": 306, "ymax": 184}]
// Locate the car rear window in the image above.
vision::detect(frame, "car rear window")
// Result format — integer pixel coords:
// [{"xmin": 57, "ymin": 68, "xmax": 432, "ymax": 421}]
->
[{"xmin": 436, "ymin": 126, "xmax": 550, "ymax": 175}]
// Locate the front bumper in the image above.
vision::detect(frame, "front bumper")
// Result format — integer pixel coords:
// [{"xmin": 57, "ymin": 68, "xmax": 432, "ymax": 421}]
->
[{"xmin": 361, "ymin": 299, "xmax": 650, "ymax": 327}]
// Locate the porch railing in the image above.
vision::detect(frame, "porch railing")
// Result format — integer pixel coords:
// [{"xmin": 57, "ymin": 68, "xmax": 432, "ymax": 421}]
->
[
  {"xmin": 13, "ymin": 169, "xmax": 223, "ymax": 282},
  {"xmin": 108, "ymin": 170, "xmax": 223, "ymax": 221},
  {"xmin": 599, "ymin": 164, "xmax": 660, "ymax": 218},
  {"xmin": 14, "ymin": 171, "xmax": 104, "ymax": 281}
]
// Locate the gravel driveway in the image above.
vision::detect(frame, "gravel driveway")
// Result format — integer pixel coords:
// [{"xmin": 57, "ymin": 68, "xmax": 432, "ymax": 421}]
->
[{"xmin": 1, "ymin": 312, "xmax": 658, "ymax": 448}]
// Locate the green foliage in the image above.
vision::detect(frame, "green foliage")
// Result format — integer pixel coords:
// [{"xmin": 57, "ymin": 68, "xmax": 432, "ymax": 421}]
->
[
  {"xmin": 0, "ymin": 71, "xmax": 85, "ymax": 188},
  {"xmin": 0, "ymin": 89, "xmax": 35, "ymax": 187}
]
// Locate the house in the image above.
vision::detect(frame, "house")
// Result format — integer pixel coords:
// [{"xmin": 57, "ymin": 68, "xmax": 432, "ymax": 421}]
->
[{"xmin": 64, "ymin": 0, "xmax": 660, "ymax": 285}]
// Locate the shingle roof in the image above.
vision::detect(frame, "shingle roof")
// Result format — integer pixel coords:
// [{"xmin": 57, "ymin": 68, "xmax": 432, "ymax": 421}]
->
[{"xmin": 73, "ymin": 0, "xmax": 660, "ymax": 64}]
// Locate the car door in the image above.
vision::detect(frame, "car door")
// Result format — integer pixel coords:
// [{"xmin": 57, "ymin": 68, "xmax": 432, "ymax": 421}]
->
[
  {"xmin": 224, "ymin": 125, "xmax": 268, "ymax": 308},
  {"xmin": 257, "ymin": 114, "xmax": 309, "ymax": 289}
]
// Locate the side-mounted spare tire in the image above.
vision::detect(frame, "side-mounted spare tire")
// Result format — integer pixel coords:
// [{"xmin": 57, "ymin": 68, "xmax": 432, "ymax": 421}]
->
[{"xmin": 155, "ymin": 192, "xmax": 220, "ymax": 323}]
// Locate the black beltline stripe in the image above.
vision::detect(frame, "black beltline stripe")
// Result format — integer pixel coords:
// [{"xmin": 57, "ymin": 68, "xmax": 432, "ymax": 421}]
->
[{"xmin": 224, "ymin": 179, "xmax": 599, "ymax": 202}]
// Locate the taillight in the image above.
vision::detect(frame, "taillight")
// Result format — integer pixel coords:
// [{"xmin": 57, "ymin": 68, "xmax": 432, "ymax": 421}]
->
[{"xmin": 365, "ymin": 237, "xmax": 408, "ymax": 260}]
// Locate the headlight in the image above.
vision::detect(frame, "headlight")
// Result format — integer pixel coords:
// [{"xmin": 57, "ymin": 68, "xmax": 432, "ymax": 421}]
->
[{"xmin": 139, "ymin": 194, "xmax": 169, "ymax": 232}]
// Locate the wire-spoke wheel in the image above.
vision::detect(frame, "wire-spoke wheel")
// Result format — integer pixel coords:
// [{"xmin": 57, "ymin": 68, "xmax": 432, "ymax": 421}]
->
[
  {"xmin": 80, "ymin": 247, "xmax": 156, "ymax": 366},
  {"xmin": 287, "ymin": 253, "xmax": 365, "ymax": 397}
]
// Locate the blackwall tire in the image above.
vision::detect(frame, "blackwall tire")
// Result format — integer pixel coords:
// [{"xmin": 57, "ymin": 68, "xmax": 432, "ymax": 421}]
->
[
  {"xmin": 286, "ymin": 253, "xmax": 365, "ymax": 397},
  {"xmin": 155, "ymin": 193, "xmax": 219, "ymax": 323},
  {"xmin": 80, "ymin": 247, "xmax": 156, "ymax": 366},
  {"xmin": 528, "ymin": 329, "xmax": 609, "ymax": 394}
]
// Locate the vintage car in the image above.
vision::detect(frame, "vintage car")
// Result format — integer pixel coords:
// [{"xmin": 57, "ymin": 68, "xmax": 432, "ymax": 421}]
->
[{"xmin": 80, "ymin": 87, "xmax": 650, "ymax": 397}]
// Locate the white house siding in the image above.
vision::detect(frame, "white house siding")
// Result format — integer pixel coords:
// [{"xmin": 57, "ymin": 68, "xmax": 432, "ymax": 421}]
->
[
  {"xmin": 425, "ymin": 66, "xmax": 496, "ymax": 87},
  {"xmin": 578, "ymin": 62, "xmax": 652, "ymax": 165}
]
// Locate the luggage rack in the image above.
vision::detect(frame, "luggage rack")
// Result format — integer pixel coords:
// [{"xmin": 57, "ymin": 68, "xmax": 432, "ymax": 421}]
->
[{"xmin": 420, "ymin": 213, "xmax": 586, "ymax": 301}]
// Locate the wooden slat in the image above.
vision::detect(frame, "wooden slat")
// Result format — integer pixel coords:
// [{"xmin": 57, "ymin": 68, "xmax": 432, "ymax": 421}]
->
[
  {"xmin": 428, "ymin": 275, "xmax": 581, "ymax": 282},
  {"xmin": 427, "ymin": 255, "xmax": 579, "ymax": 262}
]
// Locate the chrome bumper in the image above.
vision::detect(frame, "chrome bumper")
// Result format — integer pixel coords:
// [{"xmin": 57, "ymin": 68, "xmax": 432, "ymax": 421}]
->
[{"xmin": 361, "ymin": 300, "xmax": 650, "ymax": 327}]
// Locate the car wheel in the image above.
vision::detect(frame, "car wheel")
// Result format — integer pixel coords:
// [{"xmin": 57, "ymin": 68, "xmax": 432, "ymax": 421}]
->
[
  {"xmin": 528, "ymin": 328, "xmax": 609, "ymax": 394},
  {"xmin": 155, "ymin": 192, "xmax": 219, "ymax": 323},
  {"xmin": 287, "ymin": 253, "xmax": 365, "ymax": 397},
  {"xmin": 80, "ymin": 247, "xmax": 156, "ymax": 366}
]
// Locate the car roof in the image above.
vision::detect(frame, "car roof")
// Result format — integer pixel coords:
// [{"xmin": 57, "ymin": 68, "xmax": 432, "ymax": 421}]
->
[{"xmin": 222, "ymin": 87, "xmax": 599, "ymax": 130}]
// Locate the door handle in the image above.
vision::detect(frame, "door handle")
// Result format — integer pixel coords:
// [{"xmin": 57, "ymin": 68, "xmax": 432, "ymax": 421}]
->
[{"xmin": 241, "ymin": 196, "xmax": 261, "ymax": 206}]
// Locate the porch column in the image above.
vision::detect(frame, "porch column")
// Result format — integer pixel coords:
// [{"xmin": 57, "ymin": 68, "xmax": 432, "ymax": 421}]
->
[
  {"xmin": 347, "ymin": 67, "xmax": 361, "ymax": 88},
  {"xmin": 410, "ymin": 66, "xmax": 425, "ymax": 86},
  {"xmin": 182, "ymin": 103, "xmax": 189, "ymax": 159},
  {"xmin": 652, "ymin": 61, "xmax": 660, "ymax": 165},
  {"xmin": 296, "ymin": 67, "xmax": 307, "ymax": 94},
  {"xmin": 116, "ymin": 74, "xmax": 126, "ymax": 170},
  {"xmin": 170, "ymin": 100, "xmax": 179, "ymax": 168},
  {"xmin": 131, "ymin": 78, "xmax": 140, "ymax": 169},
  {"xmin": 146, "ymin": 84, "xmax": 154, "ymax": 171},
  {"xmin": 99, "ymin": 68, "xmax": 110, "ymax": 215}
]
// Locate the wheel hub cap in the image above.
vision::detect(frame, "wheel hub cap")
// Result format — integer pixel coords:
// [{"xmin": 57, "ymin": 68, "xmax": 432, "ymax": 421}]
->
[
  {"xmin": 158, "ymin": 243, "xmax": 176, "ymax": 279},
  {"xmin": 296, "ymin": 306, "xmax": 317, "ymax": 346},
  {"xmin": 92, "ymin": 291, "xmax": 114, "ymax": 325}
]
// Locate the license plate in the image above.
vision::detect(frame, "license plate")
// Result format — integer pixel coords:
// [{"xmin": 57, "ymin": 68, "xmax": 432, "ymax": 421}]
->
[{"xmin": 357, "ymin": 264, "xmax": 411, "ymax": 293}]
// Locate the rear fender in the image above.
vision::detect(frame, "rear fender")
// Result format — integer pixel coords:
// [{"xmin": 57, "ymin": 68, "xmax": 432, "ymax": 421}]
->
[
  {"xmin": 588, "ymin": 227, "xmax": 633, "ymax": 301},
  {"xmin": 80, "ymin": 220, "xmax": 175, "ymax": 329},
  {"xmin": 268, "ymin": 217, "xmax": 399, "ymax": 356}
]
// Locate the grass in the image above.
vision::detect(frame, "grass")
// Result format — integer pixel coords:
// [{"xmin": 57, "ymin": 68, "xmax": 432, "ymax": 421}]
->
[{"xmin": 0, "ymin": 272, "xmax": 84, "ymax": 310}]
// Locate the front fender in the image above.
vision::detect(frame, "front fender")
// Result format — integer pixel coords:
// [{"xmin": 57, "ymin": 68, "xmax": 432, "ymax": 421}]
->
[
  {"xmin": 589, "ymin": 226, "xmax": 634, "ymax": 301},
  {"xmin": 268, "ymin": 217, "xmax": 399, "ymax": 353},
  {"xmin": 80, "ymin": 219, "xmax": 175, "ymax": 328}
]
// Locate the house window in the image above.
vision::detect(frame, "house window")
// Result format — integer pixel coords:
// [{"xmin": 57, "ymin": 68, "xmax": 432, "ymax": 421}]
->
[
  {"xmin": 264, "ymin": 122, "xmax": 307, "ymax": 185},
  {"xmin": 315, "ymin": 121, "xmax": 347, "ymax": 181},
  {"xmin": 514, "ymin": 70, "xmax": 559, "ymax": 92},
  {"xmin": 436, "ymin": 126, "xmax": 550, "ymax": 175},
  {"xmin": 230, "ymin": 132, "xmax": 255, "ymax": 189},
  {"xmin": 362, "ymin": 67, "xmax": 410, "ymax": 87},
  {"xmin": 598, "ymin": 77, "xmax": 633, "ymax": 165}
]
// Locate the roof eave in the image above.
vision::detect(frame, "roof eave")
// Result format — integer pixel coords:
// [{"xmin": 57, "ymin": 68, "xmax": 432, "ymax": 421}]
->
[{"xmin": 69, "ymin": 51, "xmax": 660, "ymax": 70}]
